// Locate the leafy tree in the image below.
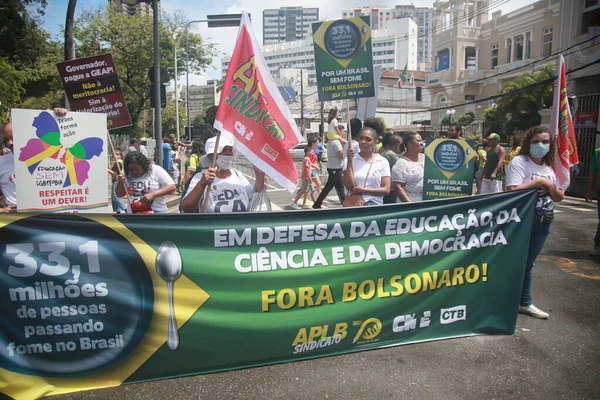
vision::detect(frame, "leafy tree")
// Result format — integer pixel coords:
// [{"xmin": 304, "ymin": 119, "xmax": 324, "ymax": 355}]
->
[
  {"xmin": 72, "ymin": 5, "xmax": 216, "ymax": 134},
  {"xmin": 161, "ymin": 102, "xmax": 186, "ymax": 138},
  {"xmin": 456, "ymin": 111, "xmax": 475, "ymax": 125},
  {"xmin": 497, "ymin": 64, "xmax": 554, "ymax": 132}
]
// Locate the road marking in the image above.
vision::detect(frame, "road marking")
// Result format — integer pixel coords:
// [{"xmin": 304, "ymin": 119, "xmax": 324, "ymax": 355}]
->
[{"xmin": 538, "ymin": 255, "xmax": 600, "ymax": 281}]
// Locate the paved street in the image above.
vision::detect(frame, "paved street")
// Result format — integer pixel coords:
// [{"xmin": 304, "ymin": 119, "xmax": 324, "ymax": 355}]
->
[{"xmin": 55, "ymin": 195, "xmax": 600, "ymax": 400}]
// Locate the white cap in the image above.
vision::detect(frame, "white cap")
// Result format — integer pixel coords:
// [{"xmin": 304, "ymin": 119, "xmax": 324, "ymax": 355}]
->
[{"xmin": 200, "ymin": 135, "xmax": 235, "ymax": 167}]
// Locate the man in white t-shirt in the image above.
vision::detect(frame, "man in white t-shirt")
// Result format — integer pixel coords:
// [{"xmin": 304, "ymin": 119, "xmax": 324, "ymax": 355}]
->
[
  {"xmin": 312, "ymin": 137, "xmax": 345, "ymax": 208},
  {"xmin": 0, "ymin": 122, "xmax": 16, "ymax": 212},
  {"xmin": 139, "ymin": 137, "xmax": 149, "ymax": 158},
  {"xmin": 181, "ymin": 135, "xmax": 265, "ymax": 213}
]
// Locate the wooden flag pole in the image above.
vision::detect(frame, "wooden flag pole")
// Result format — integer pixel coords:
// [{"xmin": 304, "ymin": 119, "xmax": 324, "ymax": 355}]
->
[
  {"xmin": 346, "ymin": 99, "xmax": 351, "ymax": 143},
  {"xmin": 202, "ymin": 132, "xmax": 221, "ymax": 213},
  {"xmin": 107, "ymin": 131, "xmax": 131, "ymax": 208}
]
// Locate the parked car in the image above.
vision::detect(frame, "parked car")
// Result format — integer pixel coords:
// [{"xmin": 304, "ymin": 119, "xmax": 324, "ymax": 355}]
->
[{"xmin": 289, "ymin": 143, "xmax": 328, "ymax": 162}]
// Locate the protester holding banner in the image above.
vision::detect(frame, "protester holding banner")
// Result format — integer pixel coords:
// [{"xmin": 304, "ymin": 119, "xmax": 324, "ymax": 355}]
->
[
  {"xmin": 392, "ymin": 132, "xmax": 425, "ymax": 202},
  {"xmin": 1, "ymin": 108, "xmax": 68, "ymax": 212},
  {"xmin": 117, "ymin": 151, "xmax": 176, "ymax": 214},
  {"xmin": 182, "ymin": 136, "xmax": 265, "ymax": 213},
  {"xmin": 326, "ymin": 108, "xmax": 347, "ymax": 145},
  {"xmin": 506, "ymin": 126, "xmax": 564, "ymax": 319},
  {"xmin": 343, "ymin": 128, "xmax": 391, "ymax": 206}
]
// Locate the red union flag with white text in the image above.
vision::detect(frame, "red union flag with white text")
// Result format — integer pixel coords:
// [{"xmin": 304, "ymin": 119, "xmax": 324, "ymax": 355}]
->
[
  {"xmin": 214, "ymin": 12, "xmax": 303, "ymax": 190},
  {"xmin": 550, "ymin": 54, "xmax": 579, "ymax": 190}
]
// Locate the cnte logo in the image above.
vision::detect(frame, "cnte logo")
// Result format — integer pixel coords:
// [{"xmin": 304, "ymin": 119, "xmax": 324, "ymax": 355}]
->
[{"xmin": 440, "ymin": 305, "xmax": 467, "ymax": 324}]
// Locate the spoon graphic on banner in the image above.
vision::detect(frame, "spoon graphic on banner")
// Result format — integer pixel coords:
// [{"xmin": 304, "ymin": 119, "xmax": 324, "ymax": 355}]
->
[{"xmin": 156, "ymin": 241, "xmax": 183, "ymax": 350}]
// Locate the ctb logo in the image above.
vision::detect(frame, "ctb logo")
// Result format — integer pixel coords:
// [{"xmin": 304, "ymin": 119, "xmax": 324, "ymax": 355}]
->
[{"xmin": 440, "ymin": 305, "xmax": 467, "ymax": 324}]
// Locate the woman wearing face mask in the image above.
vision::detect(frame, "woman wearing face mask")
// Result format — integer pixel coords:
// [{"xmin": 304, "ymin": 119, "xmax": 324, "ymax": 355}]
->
[
  {"xmin": 181, "ymin": 135, "xmax": 265, "ymax": 213},
  {"xmin": 506, "ymin": 126, "xmax": 564, "ymax": 319},
  {"xmin": 116, "ymin": 151, "xmax": 176, "ymax": 213}
]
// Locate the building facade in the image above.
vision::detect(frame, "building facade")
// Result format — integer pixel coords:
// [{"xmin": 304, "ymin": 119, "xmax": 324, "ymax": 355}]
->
[
  {"xmin": 342, "ymin": 7, "xmax": 394, "ymax": 30},
  {"xmin": 180, "ymin": 80, "xmax": 219, "ymax": 120},
  {"xmin": 427, "ymin": 0, "xmax": 561, "ymax": 127},
  {"xmin": 108, "ymin": 0, "xmax": 153, "ymax": 16},
  {"xmin": 223, "ymin": 18, "xmax": 418, "ymax": 83},
  {"xmin": 394, "ymin": 5, "xmax": 434, "ymax": 65},
  {"xmin": 262, "ymin": 7, "xmax": 319, "ymax": 45},
  {"xmin": 556, "ymin": 0, "xmax": 600, "ymax": 187}
]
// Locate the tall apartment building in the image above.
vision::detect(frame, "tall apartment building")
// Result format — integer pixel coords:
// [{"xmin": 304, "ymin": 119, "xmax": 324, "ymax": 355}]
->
[
  {"xmin": 262, "ymin": 7, "xmax": 319, "ymax": 45},
  {"xmin": 108, "ymin": 0, "xmax": 153, "ymax": 16},
  {"xmin": 180, "ymin": 80, "xmax": 219, "ymax": 120},
  {"xmin": 223, "ymin": 18, "xmax": 418, "ymax": 84},
  {"xmin": 426, "ymin": 0, "xmax": 560, "ymax": 126},
  {"xmin": 342, "ymin": 6, "xmax": 394, "ymax": 30},
  {"xmin": 394, "ymin": 5, "xmax": 434, "ymax": 64}
]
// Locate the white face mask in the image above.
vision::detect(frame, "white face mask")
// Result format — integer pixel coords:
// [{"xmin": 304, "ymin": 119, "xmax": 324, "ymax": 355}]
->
[{"xmin": 216, "ymin": 155, "xmax": 234, "ymax": 170}]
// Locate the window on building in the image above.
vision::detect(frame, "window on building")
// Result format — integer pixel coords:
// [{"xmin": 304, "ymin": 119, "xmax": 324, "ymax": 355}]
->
[
  {"xmin": 582, "ymin": 0, "xmax": 600, "ymax": 33},
  {"xmin": 465, "ymin": 95, "xmax": 476, "ymax": 101},
  {"xmin": 542, "ymin": 27, "xmax": 553, "ymax": 57},
  {"xmin": 506, "ymin": 38, "xmax": 512, "ymax": 63},
  {"xmin": 416, "ymin": 87, "xmax": 422, "ymax": 101},
  {"xmin": 491, "ymin": 44, "xmax": 498, "ymax": 68},
  {"xmin": 525, "ymin": 32, "xmax": 532, "ymax": 59},
  {"xmin": 464, "ymin": 46, "xmax": 476, "ymax": 69},
  {"xmin": 514, "ymin": 34, "xmax": 524, "ymax": 61}
]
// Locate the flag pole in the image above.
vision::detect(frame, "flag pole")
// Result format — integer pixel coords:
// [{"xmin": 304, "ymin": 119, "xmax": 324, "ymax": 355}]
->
[
  {"xmin": 106, "ymin": 130, "xmax": 131, "ymax": 208},
  {"xmin": 347, "ymin": 99, "xmax": 351, "ymax": 143},
  {"xmin": 202, "ymin": 132, "xmax": 221, "ymax": 213}
]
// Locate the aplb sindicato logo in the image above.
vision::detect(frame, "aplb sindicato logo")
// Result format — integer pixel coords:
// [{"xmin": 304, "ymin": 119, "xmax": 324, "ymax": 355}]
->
[
  {"xmin": 352, "ymin": 317, "xmax": 382, "ymax": 344},
  {"xmin": 292, "ymin": 322, "xmax": 348, "ymax": 354},
  {"xmin": 440, "ymin": 305, "xmax": 467, "ymax": 324}
]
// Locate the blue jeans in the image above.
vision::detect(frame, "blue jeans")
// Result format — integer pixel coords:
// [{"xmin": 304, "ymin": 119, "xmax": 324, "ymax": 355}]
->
[
  {"xmin": 594, "ymin": 189, "xmax": 600, "ymax": 249},
  {"xmin": 521, "ymin": 217, "xmax": 551, "ymax": 306},
  {"xmin": 111, "ymin": 180, "xmax": 127, "ymax": 213}
]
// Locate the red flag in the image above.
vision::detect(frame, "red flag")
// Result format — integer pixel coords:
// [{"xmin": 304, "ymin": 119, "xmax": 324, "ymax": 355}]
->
[
  {"xmin": 550, "ymin": 54, "xmax": 579, "ymax": 190},
  {"xmin": 214, "ymin": 12, "xmax": 303, "ymax": 191}
]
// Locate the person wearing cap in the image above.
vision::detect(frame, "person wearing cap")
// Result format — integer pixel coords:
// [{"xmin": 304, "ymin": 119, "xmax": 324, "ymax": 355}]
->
[
  {"xmin": 481, "ymin": 133, "xmax": 505, "ymax": 194},
  {"xmin": 181, "ymin": 136, "xmax": 265, "ymax": 213},
  {"xmin": 139, "ymin": 137, "xmax": 149, "ymax": 158}
]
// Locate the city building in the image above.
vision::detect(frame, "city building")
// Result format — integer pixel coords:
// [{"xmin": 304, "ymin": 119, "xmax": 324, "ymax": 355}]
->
[
  {"xmin": 427, "ymin": 0, "xmax": 560, "ymax": 127},
  {"xmin": 222, "ymin": 18, "xmax": 418, "ymax": 83},
  {"xmin": 180, "ymin": 80, "xmax": 219, "ymax": 120},
  {"xmin": 108, "ymin": 0, "xmax": 154, "ymax": 16},
  {"xmin": 555, "ymin": 0, "xmax": 600, "ymax": 190},
  {"xmin": 342, "ymin": 6, "xmax": 394, "ymax": 30},
  {"xmin": 262, "ymin": 7, "xmax": 319, "ymax": 45},
  {"xmin": 394, "ymin": 5, "xmax": 434, "ymax": 65}
]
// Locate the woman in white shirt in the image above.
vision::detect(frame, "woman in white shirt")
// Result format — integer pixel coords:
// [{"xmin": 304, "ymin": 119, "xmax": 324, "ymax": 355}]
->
[
  {"xmin": 116, "ymin": 151, "xmax": 176, "ymax": 213},
  {"xmin": 392, "ymin": 132, "xmax": 425, "ymax": 202},
  {"xmin": 342, "ymin": 127, "xmax": 391, "ymax": 206},
  {"xmin": 181, "ymin": 136, "xmax": 265, "ymax": 213},
  {"xmin": 506, "ymin": 126, "xmax": 564, "ymax": 320}
]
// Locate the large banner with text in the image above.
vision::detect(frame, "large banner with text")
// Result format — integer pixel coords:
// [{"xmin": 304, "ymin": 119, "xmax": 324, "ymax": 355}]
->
[{"xmin": 0, "ymin": 190, "xmax": 536, "ymax": 399}]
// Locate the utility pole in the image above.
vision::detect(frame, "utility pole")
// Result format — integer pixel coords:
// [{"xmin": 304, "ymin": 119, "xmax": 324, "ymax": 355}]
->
[
  {"xmin": 300, "ymin": 69, "xmax": 305, "ymax": 140},
  {"xmin": 320, "ymin": 101, "xmax": 325, "ymax": 142},
  {"xmin": 152, "ymin": 0, "xmax": 163, "ymax": 167}
]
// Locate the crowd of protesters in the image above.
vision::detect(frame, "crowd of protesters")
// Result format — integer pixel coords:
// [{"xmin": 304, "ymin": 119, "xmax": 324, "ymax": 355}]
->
[{"xmin": 0, "ymin": 110, "xmax": 576, "ymax": 320}]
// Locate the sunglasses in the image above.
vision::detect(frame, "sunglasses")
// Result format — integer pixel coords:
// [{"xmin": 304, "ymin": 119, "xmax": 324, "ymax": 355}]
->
[{"xmin": 531, "ymin": 139, "xmax": 551, "ymax": 145}]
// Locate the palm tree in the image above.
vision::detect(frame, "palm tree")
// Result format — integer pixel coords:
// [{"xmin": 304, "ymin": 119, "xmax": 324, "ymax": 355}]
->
[{"xmin": 215, "ymin": 78, "xmax": 224, "ymax": 95}]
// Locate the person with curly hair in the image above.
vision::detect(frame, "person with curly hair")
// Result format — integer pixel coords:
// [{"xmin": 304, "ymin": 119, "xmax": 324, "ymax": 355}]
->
[
  {"xmin": 506, "ymin": 126, "xmax": 564, "ymax": 319},
  {"xmin": 116, "ymin": 151, "xmax": 176, "ymax": 213}
]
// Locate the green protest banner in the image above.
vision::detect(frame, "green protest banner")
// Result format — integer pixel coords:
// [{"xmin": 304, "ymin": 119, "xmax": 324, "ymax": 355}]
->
[
  {"xmin": 0, "ymin": 190, "xmax": 536, "ymax": 399},
  {"xmin": 423, "ymin": 138, "xmax": 478, "ymax": 200},
  {"xmin": 312, "ymin": 17, "xmax": 375, "ymax": 102}
]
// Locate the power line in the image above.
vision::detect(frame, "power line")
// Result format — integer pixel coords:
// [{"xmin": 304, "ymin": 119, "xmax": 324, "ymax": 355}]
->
[{"xmin": 376, "ymin": 57, "xmax": 600, "ymax": 115}]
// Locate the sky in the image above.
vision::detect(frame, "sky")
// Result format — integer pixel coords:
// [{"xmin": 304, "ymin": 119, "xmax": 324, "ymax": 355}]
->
[{"xmin": 41, "ymin": 0, "xmax": 536, "ymax": 87}]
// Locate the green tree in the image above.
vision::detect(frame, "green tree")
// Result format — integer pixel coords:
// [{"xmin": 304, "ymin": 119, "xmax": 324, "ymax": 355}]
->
[
  {"xmin": 72, "ymin": 5, "xmax": 215, "ymax": 135},
  {"xmin": 161, "ymin": 102, "xmax": 186, "ymax": 138},
  {"xmin": 497, "ymin": 64, "xmax": 554, "ymax": 132},
  {"xmin": 456, "ymin": 111, "xmax": 475, "ymax": 125}
]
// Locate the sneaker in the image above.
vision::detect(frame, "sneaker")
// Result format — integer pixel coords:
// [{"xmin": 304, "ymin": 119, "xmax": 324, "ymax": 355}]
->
[
  {"xmin": 519, "ymin": 304, "xmax": 549, "ymax": 319},
  {"xmin": 290, "ymin": 203, "xmax": 300, "ymax": 210},
  {"xmin": 589, "ymin": 249, "xmax": 600, "ymax": 256}
]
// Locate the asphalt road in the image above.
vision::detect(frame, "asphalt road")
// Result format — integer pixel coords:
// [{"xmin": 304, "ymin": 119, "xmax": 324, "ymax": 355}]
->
[{"xmin": 50, "ymin": 195, "xmax": 600, "ymax": 400}]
